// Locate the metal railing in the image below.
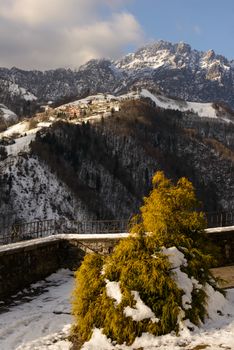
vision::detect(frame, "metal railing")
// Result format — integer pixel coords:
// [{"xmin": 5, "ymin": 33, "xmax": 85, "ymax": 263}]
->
[
  {"xmin": 0, "ymin": 219, "xmax": 57, "ymax": 245},
  {"xmin": 0, "ymin": 210, "xmax": 234, "ymax": 246},
  {"xmin": 67, "ymin": 220, "xmax": 129, "ymax": 235},
  {"xmin": 205, "ymin": 211, "xmax": 234, "ymax": 228},
  {"xmin": 0, "ymin": 219, "xmax": 129, "ymax": 245}
]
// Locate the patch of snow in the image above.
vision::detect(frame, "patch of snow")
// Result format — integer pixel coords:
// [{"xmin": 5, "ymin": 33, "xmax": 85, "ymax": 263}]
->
[
  {"xmin": 205, "ymin": 283, "xmax": 228, "ymax": 320},
  {"xmin": 37, "ymin": 121, "xmax": 52, "ymax": 128},
  {"xmin": 124, "ymin": 291, "xmax": 159, "ymax": 322},
  {"xmin": 16, "ymin": 325, "xmax": 72, "ymax": 350},
  {"xmin": 6, "ymin": 133, "xmax": 36, "ymax": 156},
  {"xmin": 0, "ymin": 104, "xmax": 18, "ymax": 123},
  {"xmin": 0, "ymin": 118, "xmax": 52, "ymax": 140},
  {"xmin": 0, "ymin": 269, "xmax": 74, "ymax": 350},
  {"xmin": 141, "ymin": 89, "xmax": 233, "ymax": 122},
  {"xmin": 118, "ymin": 91, "xmax": 139, "ymax": 101},
  {"xmin": 0, "ymin": 120, "xmax": 40, "ymax": 138},
  {"xmin": 161, "ymin": 247, "xmax": 201, "ymax": 310},
  {"xmin": 173, "ymin": 268, "xmax": 194, "ymax": 310},
  {"xmin": 82, "ymin": 328, "xmax": 113, "ymax": 350},
  {"xmin": 8, "ymin": 82, "xmax": 37, "ymax": 101},
  {"xmin": 116, "ymin": 48, "xmax": 177, "ymax": 71},
  {"xmin": 205, "ymin": 225, "xmax": 234, "ymax": 233},
  {"xmin": 59, "ymin": 233, "xmax": 129, "ymax": 240},
  {"xmin": 1, "ymin": 120, "xmax": 28, "ymax": 136},
  {"xmin": 105, "ymin": 280, "xmax": 122, "ymax": 306},
  {"xmin": 200, "ymin": 56, "xmax": 230, "ymax": 72},
  {"xmin": 82, "ymin": 288, "xmax": 234, "ymax": 349},
  {"xmin": 161, "ymin": 246, "xmax": 187, "ymax": 268}
]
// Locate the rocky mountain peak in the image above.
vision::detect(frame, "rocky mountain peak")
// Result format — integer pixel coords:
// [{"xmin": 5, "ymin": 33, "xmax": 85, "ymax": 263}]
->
[
  {"xmin": 176, "ymin": 41, "xmax": 192, "ymax": 54},
  {"xmin": 1, "ymin": 40, "xmax": 234, "ymax": 113},
  {"xmin": 204, "ymin": 49, "xmax": 216, "ymax": 60}
]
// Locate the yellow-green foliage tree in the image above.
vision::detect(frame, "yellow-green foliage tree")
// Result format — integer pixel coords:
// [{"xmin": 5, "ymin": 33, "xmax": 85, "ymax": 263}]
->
[{"xmin": 71, "ymin": 171, "xmax": 219, "ymax": 347}]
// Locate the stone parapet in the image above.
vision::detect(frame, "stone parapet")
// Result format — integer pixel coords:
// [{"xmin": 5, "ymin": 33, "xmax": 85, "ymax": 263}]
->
[{"xmin": 0, "ymin": 229, "xmax": 234, "ymax": 300}]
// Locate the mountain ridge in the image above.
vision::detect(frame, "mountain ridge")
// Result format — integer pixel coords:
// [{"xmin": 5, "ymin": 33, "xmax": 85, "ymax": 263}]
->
[
  {"xmin": 1, "ymin": 41, "xmax": 234, "ymax": 226},
  {"xmin": 1, "ymin": 40, "xmax": 234, "ymax": 115}
]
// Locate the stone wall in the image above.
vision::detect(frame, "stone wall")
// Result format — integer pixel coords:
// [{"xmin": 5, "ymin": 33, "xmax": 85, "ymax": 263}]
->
[
  {"xmin": 0, "ymin": 229, "xmax": 234, "ymax": 301},
  {"xmin": 206, "ymin": 226, "xmax": 234, "ymax": 266},
  {"xmin": 0, "ymin": 238, "xmax": 63, "ymax": 300},
  {"xmin": 0, "ymin": 234, "xmax": 126, "ymax": 300}
]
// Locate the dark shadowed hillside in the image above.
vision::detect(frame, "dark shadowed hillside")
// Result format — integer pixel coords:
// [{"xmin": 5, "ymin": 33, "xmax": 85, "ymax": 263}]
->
[{"xmin": 29, "ymin": 99, "xmax": 234, "ymax": 220}]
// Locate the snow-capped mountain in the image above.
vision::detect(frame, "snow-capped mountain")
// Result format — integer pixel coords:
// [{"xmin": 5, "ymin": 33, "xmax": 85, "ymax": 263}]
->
[
  {"xmin": 115, "ymin": 41, "xmax": 234, "ymax": 104},
  {"xmin": 116, "ymin": 41, "xmax": 230, "ymax": 77},
  {"xmin": 1, "ymin": 40, "xmax": 234, "ymax": 114}
]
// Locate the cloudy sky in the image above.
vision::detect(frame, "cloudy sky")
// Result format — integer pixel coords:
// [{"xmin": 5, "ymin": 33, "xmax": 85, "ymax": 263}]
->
[{"xmin": 0, "ymin": 0, "xmax": 233, "ymax": 70}]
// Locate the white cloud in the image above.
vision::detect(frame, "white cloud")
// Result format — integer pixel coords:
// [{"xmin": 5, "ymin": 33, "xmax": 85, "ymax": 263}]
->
[
  {"xmin": 0, "ymin": 0, "xmax": 144, "ymax": 69},
  {"xmin": 0, "ymin": 0, "xmax": 101, "ymax": 25},
  {"xmin": 65, "ymin": 13, "xmax": 143, "ymax": 63}
]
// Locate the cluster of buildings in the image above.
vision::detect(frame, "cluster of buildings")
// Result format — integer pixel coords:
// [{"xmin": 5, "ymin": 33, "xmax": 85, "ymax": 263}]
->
[{"xmin": 55, "ymin": 93, "xmax": 121, "ymax": 120}]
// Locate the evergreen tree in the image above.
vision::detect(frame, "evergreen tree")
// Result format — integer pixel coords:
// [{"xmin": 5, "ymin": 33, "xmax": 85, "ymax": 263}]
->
[
  {"xmin": 0, "ymin": 146, "xmax": 7, "ymax": 161},
  {"xmin": 71, "ymin": 171, "xmax": 220, "ymax": 346}
]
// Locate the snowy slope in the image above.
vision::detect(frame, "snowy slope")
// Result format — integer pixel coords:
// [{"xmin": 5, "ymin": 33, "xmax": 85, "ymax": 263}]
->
[
  {"xmin": 60, "ymin": 89, "xmax": 234, "ymax": 123},
  {"xmin": 7, "ymin": 81, "xmax": 37, "ymax": 101},
  {"xmin": 0, "ymin": 104, "xmax": 18, "ymax": 123},
  {"xmin": 0, "ymin": 121, "xmax": 40, "ymax": 156},
  {"xmin": 0, "ymin": 119, "xmax": 52, "ymax": 155},
  {"xmin": 2, "ymin": 87, "xmax": 232, "ymax": 149},
  {"xmin": 0, "ymin": 155, "xmax": 92, "ymax": 223},
  {"xmin": 6, "ymin": 134, "xmax": 37, "ymax": 156},
  {"xmin": 141, "ymin": 89, "xmax": 234, "ymax": 122},
  {"xmin": 0, "ymin": 266, "xmax": 234, "ymax": 349}
]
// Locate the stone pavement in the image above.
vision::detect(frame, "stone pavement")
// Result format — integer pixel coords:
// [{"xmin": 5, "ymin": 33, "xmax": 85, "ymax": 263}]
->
[{"xmin": 211, "ymin": 265, "xmax": 234, "ymax": 289}]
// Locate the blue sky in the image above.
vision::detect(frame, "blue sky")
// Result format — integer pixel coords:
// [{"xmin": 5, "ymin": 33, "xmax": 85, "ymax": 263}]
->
[
  {"xmin": 124, "ymin": 0, "xmax": 234, "ymax": 59},
  {"xmin": 0, "ymin": 0, "xmax": 233, "ymax": 69}
]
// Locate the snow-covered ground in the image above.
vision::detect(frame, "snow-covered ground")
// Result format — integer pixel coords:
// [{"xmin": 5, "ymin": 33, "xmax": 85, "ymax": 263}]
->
[
  {"xmin": 0, "ymin": 268, "xmax": 234, "ymax": 350},
  {"xmin": 57, "ymin": 89, "xmax": 234, "ymax": 123},
  {"xmin": 6, "ymin": 133, "xmax": 36, "ymax": 156},
  {"xmin": 0, "ymin": 118, "xmax": 53, "ymax": 156},
  {"xmin": 81, "ymin": 247, "xmax": 234, "ymax": 350},
  {"xmin": 82, "ymin": 289, "xmax": 234, "ymax": 350},
  {"xmin": 141, "ymin": 89, "xmax": 233, "ymax": 122},
  {"xmin": 1, "ymin": 87, "xmax": 232, "ymax": 154},
  {"xmin": 0, "ymin": 119, "xmax": 40, "ymax": 139},
  {"xmin": 0, "ymin": 269, "xmax": 74, "ymax": 350}
]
